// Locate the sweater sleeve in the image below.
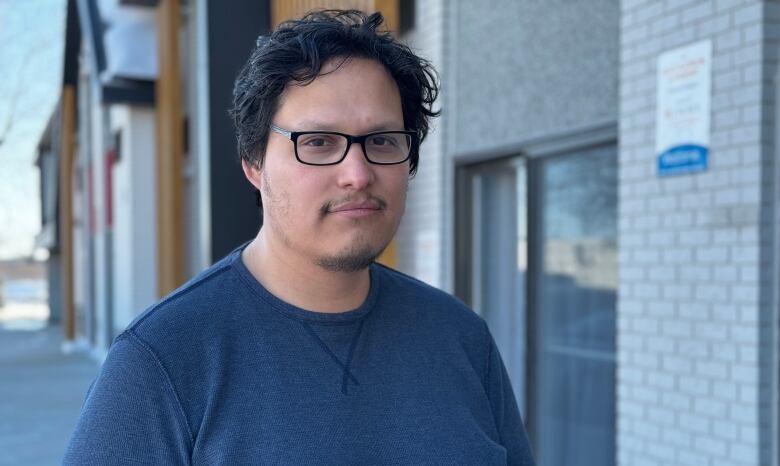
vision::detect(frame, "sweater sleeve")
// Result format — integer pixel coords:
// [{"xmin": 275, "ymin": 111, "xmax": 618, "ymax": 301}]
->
[
  {"xmin": 62, "ymin": 331, "xmax": 193, "ymax": 466},
  {"xmin": 483, "ymin": 322, "xmax": 536, "ymax": 466}
]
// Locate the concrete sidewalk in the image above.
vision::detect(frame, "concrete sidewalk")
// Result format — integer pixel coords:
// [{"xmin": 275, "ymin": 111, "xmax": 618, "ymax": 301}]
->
[{"xmin": 0, "ymin": 323, "xmax": 99, "ymax": 466}]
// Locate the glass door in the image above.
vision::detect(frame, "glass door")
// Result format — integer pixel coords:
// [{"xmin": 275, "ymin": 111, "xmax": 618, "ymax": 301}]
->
[{"xmin": 528, "ymin": 145, "xmax": 617, "ymax": 466}]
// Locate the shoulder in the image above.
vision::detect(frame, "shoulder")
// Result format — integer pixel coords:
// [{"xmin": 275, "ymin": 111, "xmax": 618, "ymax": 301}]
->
[
  {"xmin": 123, "ymin": 247, "xmax": 249, "ymax": 354},
  {"xmin": 104, "ymin": 247, "xmax": 256, "ymax": 434},
  {"xmin": 372, "ymin": 263, "xmax": 495, "ymax": 384},
  {"xmin": 372, "ymin": 262, "xmax": 488, "ymax": 337},
  {"xmin": 64, "ymin": 332, "xmax": 194, "ymax": 464}
]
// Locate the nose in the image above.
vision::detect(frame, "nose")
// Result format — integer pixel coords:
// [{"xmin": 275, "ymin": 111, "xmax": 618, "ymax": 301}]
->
[{"xmin": 336, "ymin": 141, "xmax": 375, "ymax": 190}]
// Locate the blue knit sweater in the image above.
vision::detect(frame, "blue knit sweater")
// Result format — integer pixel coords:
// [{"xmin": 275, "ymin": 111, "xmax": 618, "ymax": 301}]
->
[{"xmin": 63, "ymin": 246, "xmax": 535, "ymax": 465}]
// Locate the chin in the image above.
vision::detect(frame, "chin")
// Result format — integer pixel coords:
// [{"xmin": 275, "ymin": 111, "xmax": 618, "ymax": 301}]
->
[{"xmin": 315, "ymin": 241, "xmax": 386, "ymax": 273}]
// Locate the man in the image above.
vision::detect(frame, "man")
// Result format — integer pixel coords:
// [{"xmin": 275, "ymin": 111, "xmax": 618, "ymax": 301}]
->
[{"xmin": 64, "ymin": 10, "xmax": 535, "ymax": 465}]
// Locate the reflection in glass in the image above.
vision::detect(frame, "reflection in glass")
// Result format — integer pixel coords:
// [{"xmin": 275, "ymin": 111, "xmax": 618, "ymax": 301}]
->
[{"xmin": 532, "ymin": 145, "xmax": 617, "ymax": 466}]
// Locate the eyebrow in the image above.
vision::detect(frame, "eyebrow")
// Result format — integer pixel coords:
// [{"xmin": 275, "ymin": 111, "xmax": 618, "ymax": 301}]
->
[{"xmin": 292, "ymin": 120, "xmax": 405, "ymax": 133}]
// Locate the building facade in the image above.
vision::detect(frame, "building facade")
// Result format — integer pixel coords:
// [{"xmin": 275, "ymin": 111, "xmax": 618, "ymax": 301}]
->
[
  {"xmin": 616, "ymin": 2, "xmax": 778, "ymax": 465},
  {"xmin": 397, "ymin": 1, "xmax": 778, "ymax": 465},
  {"xmin": 400, "ymin": 1, "xmax": 620, "ymax": 464}
]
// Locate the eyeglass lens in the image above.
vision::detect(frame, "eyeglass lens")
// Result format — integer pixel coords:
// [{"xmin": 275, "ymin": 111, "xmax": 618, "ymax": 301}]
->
[{"xmin": 296, "ymin": 133, "xmax": 412, "ymax": 165}]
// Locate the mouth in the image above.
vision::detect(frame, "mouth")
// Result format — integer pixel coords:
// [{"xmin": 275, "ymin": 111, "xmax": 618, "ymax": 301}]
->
[{"xmin": 325, "ymin": 198, "xmax": 386, "ymax": 218}]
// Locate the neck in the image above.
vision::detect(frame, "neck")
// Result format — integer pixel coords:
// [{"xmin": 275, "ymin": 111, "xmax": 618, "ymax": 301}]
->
[{"xmin": 241, "ymin": 228, "xmax": 372, "ymax": 313}]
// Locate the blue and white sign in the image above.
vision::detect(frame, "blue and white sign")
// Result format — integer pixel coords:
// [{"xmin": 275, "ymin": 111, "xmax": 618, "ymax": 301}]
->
[{"xmin": 655, "ymin": 40, "xmax": 711, "ymax": 176}]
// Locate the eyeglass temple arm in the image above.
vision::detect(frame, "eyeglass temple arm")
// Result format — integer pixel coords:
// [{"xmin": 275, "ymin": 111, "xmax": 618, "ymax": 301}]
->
[{"xmin": 269, "ymin": 124, "xmax": 292, "ymax": 139}]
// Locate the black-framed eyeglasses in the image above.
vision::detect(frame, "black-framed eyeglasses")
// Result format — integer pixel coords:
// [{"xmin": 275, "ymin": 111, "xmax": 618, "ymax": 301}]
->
[{"xmin": 270, "ymin": 124, "xmax": 417, "ymax": 166}]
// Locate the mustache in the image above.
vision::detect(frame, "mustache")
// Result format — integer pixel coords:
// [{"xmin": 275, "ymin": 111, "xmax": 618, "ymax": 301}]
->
[{"xmin": 320, "ymin": 195, "xmax": 388, "ymax": 215}]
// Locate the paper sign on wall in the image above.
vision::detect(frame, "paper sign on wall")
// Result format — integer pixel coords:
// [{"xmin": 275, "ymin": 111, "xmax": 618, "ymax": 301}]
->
[{"xmin": 655, "ymin": 40, "xmax": 712, "ymax": 176}]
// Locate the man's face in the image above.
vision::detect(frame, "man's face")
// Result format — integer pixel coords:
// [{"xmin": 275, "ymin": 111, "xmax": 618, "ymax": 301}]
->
[{"xmin": 244, "ymin": 57, "xmax": 410, "ymax": 272}]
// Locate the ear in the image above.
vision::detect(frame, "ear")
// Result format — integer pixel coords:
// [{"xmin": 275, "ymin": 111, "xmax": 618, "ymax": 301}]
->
[{"xmin": 241, "ymin": 158, "xmax": 263, "ymax": 191}]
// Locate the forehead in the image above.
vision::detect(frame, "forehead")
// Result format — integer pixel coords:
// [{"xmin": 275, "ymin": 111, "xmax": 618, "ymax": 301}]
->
[{"xmin": 274, "ymin": 57, "xmax": 404, "ymax": 131}]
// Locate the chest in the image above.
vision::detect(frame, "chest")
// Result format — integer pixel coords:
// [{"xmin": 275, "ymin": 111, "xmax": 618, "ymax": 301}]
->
[{"xmin": 188, "ymin": 328, "xmax": 506, "ymax": 465}]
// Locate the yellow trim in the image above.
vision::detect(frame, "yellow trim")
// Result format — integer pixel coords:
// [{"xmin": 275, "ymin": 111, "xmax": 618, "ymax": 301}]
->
[
  {"xmin": 377, "ymin": 239, "xmax": 398, "ymax": 269},
  {"xmin": 156, "ymin": 0, "xmax": 185, "ymax": 296},
  {"xmin": 59, "ymin": 86, "xmax": 76, "ymax": 341},
  {"xmin": 271, "ymin": 0, "xmax": 398, "ymax": 32}
]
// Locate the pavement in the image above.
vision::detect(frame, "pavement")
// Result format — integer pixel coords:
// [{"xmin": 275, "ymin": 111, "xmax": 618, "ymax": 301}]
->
[{"xmin": 0, "ymin": 304, "xmax": 99, "ymax": 466}]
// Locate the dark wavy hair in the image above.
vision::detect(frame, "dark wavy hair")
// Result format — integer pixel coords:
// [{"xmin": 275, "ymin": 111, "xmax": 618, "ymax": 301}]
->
[{"xmin": 230, "ymin": 9, "xmax": 440, "ymax": 177}]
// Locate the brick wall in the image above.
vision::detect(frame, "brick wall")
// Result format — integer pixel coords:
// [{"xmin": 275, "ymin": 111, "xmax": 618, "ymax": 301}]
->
[
  {"xmin": 618, "ymin": 1, "xmax": 777, "ymax": 464},
  {"xmin": 396, "ymin": 0, "xmax": 447, "ymax": 288}
]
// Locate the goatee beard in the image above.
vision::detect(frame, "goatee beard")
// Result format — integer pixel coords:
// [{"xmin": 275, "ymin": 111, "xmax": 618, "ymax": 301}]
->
[{"xmin": 316, "ymin": 246, "xmax": 382, "ymax": 273}]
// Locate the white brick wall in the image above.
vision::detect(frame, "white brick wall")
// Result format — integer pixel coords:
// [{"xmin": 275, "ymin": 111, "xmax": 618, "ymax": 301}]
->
[
  {"xmin": 619, "ymin": 1, "xmax": 776, "ymax": 465},
  {"xmin": 396, "ymin": 0, "xmax": 448, "ymax": 289}
]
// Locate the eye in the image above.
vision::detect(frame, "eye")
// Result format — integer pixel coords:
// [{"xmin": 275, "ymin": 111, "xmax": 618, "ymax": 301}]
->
[
  {"xmin": 368, "ymin": 135, "xmax": 398, "ymax": 147},
  {"xmin": 299, "ymin": 134, "xmax": 339, "ymax": 147}
]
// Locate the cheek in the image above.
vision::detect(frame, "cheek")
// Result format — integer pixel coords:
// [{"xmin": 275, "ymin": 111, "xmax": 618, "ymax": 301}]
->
[
  {"xmin": 389, "ymin": 172, "xmax": 409, "ymax": 204},
  {"xmin": 283, "ymin": 170, "xmax": 332, "ymax": 223}
]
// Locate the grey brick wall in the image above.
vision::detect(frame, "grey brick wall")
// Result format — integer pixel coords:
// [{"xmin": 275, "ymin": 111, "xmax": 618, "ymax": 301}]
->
[
  {"xmin": 396, "ymin": 0, "xmax": 447, "ymax": 288},
  {"xmin": 619, "ymin": 1, "xmax": 777, "ymax": 465}
]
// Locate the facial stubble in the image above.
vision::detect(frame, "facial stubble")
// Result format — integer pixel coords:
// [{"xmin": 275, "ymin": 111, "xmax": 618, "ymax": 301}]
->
[{"xmin": 261, "ymin": 168, "xmax": 400, "ymax": 273}]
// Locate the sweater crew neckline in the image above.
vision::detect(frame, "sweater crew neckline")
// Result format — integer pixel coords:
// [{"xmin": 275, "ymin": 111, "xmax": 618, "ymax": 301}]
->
[{"xmin": 230, "ymin": 243, "xmax": 382, "ymax": 324}]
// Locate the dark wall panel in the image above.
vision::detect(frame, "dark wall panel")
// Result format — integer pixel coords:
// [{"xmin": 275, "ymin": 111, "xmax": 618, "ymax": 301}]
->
[{"xmin": 207, "ymin": 0, "xmax": 270, "ymax": 262}]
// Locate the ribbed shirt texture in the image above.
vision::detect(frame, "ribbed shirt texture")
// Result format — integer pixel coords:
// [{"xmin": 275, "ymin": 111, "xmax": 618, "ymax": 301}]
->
[{"xmin": 62, "ymin": 245, "xmax": 535, "ymax": 465}]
